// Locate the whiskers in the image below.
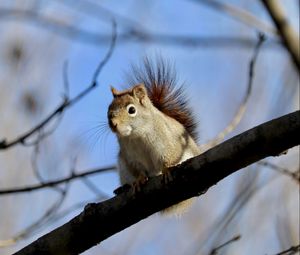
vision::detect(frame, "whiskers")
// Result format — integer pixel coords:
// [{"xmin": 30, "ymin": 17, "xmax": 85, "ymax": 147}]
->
[{"xmin": 80, "ymin": 120, "xmax": 112, "ymax": 156}]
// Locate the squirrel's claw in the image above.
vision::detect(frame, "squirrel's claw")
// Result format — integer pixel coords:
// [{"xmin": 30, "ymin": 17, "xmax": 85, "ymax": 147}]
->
[
  {"xmin": 132, "ymin": 174, "xmax": 149, "ymax": 194},
  {"xmin": 162, "ymin": 168, "xmax": 174, "ymax": 184}
]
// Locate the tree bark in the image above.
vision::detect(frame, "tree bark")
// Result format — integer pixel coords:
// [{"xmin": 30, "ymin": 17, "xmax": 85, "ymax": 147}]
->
[{"xmin": 14, "ymin": 110, "xmax": 300, "ymax": 255}]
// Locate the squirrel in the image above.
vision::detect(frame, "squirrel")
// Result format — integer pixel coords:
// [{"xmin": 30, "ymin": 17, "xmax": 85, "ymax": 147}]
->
[{"xmin": 108, "ymin": 58, "xmax": 200, "ymax": 215}]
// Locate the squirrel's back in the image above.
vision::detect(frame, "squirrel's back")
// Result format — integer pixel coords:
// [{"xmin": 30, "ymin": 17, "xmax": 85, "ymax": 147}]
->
[{"xmin": 127, "ymin": 57, "xmax": 198, "ymax": 141}]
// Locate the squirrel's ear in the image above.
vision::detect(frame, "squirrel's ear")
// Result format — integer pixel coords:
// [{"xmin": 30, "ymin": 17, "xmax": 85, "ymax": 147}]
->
[
  {"xmin": 110, "ymin": 86, "xmax": 119, "ymax": 98},
  {"xmin": 132, "ymin": 84, "xmax": 147, "ymax": 101}
]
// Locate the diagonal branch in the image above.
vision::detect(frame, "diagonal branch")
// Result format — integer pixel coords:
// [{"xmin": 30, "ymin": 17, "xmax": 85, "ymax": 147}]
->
[
  {"xmin": 13, "ymin": 110, "xmax": 300, "ymax": 255},
  {"xmin": 261, "ymin": 0, "xmax": 300, "ymax": 72}
]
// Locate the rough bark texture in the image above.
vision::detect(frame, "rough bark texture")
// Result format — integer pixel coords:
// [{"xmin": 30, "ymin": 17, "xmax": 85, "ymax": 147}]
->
[{"xmin": 14, "ymin": 110, "xmax": 300, "ymax": 255}]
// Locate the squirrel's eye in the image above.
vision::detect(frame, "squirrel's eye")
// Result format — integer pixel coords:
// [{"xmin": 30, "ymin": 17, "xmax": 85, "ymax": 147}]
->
[{"xmin": 126, "ymin": 104, "xmax": 137, "ymax": 116}]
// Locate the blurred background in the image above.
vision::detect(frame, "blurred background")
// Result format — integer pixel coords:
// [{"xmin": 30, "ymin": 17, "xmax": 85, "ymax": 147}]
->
[{"xmin": 0, "ymin": 0, "xmax": 299, "ymax": 254}]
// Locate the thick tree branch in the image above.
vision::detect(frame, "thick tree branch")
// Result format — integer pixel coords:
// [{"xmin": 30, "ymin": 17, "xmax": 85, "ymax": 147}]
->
[
  {"xmin": 261, "ymin": 0, "xmax": 300, "ymax": 71},
  {"xmin": 14, "ymin": 111, "xmax": 300, "ymax": 255}
]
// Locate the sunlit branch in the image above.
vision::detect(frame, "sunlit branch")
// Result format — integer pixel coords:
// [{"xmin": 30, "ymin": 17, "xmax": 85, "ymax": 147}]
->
[{"xmin": 261, "ymin": 0, "xmax": 300, "ymax": 72}]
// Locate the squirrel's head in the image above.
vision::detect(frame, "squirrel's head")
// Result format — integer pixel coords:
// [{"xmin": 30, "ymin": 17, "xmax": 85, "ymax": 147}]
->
[{"xmin": 108, "ymin": 84, "xmax": 152, "ymax": 137}]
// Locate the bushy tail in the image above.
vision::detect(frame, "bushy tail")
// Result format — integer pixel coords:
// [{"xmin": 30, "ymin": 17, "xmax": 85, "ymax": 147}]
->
[{"xmin": 127, "ymin": 57, "xmax": 198, "ymax": 141}]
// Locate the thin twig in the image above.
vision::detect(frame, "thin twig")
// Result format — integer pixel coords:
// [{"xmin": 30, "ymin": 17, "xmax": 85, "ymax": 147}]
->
[
  {"xmin": 209, "ymin": 235, "xmax": 241, "ymax": 255},
  {"xmin": 63, "ymin": 60, "xmax": 70, "ymax": 99},
  {"xmin": 0, "ymin": 20, "xmax": 117, "ymax": 150},
  {"xmin": 200, "ymin": 33, "xmax": 265, "ymax": 151},
  {"xmin": 0, "ymin": 166, "xmax": 116, "ymax": 195}
]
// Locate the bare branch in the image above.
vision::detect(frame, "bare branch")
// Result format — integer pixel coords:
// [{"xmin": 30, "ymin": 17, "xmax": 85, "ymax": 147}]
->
[
  {"xmin": 13, "ymin": 110, "xmax": 299, "ymax": 255},
  {"xmin": 261, "ymin": 0, "xmax": 300, "ymax": 71},
  {"xmin": 0, "ymin": 166, "xmax": 116, "ymax": 195},
  {"xmin": 0, "ymin": 20, "xmax": 117, "ymax": 150}
]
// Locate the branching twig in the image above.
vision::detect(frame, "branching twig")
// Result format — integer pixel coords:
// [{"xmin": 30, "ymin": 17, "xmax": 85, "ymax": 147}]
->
[
  {"xmin": 13, "ymin": 110, "xmax": 299, "ymax": 255},
  {"xmin": 0, "ymin": 20, "xmax": 117, "ymax": 150},
  {"xmin": 261, "ymin": 0, "xmax": 300, "ymax": 71},
  {"xmin": 200, "ymin": 33, "xmax": 265, "ymax": 151},
  {"xmin": 209, "ymin": 235, "xmax": 241, "ymax": 255}
]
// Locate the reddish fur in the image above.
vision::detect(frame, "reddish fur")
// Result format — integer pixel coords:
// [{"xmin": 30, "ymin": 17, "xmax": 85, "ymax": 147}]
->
[{"xmin": 127, "ymin": 57, "xmax": 198, "ymax": 140}]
